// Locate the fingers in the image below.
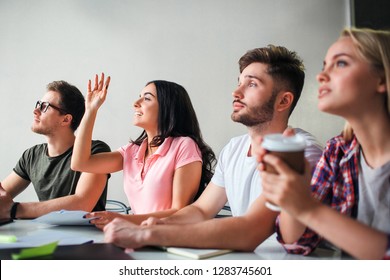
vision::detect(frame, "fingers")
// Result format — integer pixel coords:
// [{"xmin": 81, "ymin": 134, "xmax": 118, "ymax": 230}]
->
[
  {"xmin": 92, "ymin": 216, "xmax": 113, "ymax": 230},
  {"xmin": 86, "ymin": 211, "xmax": 115, "ymax": 230},
  {"xmin": 88, "ymin": 79, "xmax": 92, "ymax": 93},
  {"xmin": 261, "ymin": 168, "xmax": 292, "ymax": 209},
  {"xmin": 257, "ymin": 147, "xmax": 269, "ymax": 171},
  {"xmin": 103, "ymin": 218, "xmax": 144, "ymax": 249},
  {"xmin": 91, "ymin": 72, "xmax": 111, "ymax": 93},
  {"xmin": 105, "ymin": 76, "xmax": 111, "ymax": 91},
  {"xmin": 85, "ymin": 211, "xmax": 104, "ymax": 219},
  {"xmin": 254, "ymin": 136, "xmax": 266, "ymax": 162},
  {"xmin": 84, "ymin": 211, "xmax": 97, "ymax": 218},
  {"xmin": 0, "ymin": 186, "xmax": 6, "ymax": 195},
  {"xmin": 257, "ymin": 161, "xmax": 266, "ymax": 171},
  {"xmin": 261, "ymin": 156, "xmax": 313, "ymax": 214},
  {"xmin": 103, "ymin": 223, "xmax": 115, "ymax": 243},
  {"xmin": 140, "ymin": 220, "xmax": 151, "ymax": 227},
  {"xmin": 282, "ymin": 127, "xmax": 295, "ymax": 137},
  {"xmin": 95, "ymin": 223, "xmax": 105, "ymax": 230},
  {"xmin": 94, "ymin": 74, "xmax": 98, "ymax": 91},
  {"xmin": 260, "ymin": 154, "xmax": 300, "ymax": 207},
  {"xmin": 262, "ymin": 153, "xmax": 293, "ymax": 175},
  {"xmin": 254, "ymin": 135, "xmax": 263, "ymax": 148},
  {"xmin": 99, "ymin": 73, "xmax": 111, "ymax": 92},
  {"xmin": 261, "ymin": 171, "xmax": 279, "ymax": 193},
  {"xmin": 103, "ymin": 217, "xmax": 128, "ymax": 234},
  {"xmin": 302, "ymin": 159, "xmax": 312, "ymax": 176},
  {"xmin": 98, "ymin": 73, "xmax": 105, "ymax": 91},
  {"xmin": 141, "ymin": 217, "xmax": 154, "ymax": 226},
  {"xmin": 140, "ymin": 217, "xmax": 163, "ymax": 227},
  {"xmin": 261, "ymin": 172, "xmax": 282, "ymax": 208}
]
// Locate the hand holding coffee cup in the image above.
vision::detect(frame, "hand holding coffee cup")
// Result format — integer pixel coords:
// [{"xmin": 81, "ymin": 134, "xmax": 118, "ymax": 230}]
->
[{"xmin": 261, "ymin": 133, "xmax": 306, "ymax": 211}]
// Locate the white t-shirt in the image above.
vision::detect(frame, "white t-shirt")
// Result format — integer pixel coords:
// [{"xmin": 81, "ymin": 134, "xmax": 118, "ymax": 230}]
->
[
  {"xmin": 357, "ymin": 151, "xmax": 390, "ymax": 232},
  {"xmin": 211, "ymin": 128, "xmax": 323, "ymax": 216}
]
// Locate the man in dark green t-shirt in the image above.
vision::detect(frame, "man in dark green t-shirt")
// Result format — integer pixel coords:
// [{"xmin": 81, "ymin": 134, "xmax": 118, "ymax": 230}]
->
[{"xmin": 0, "ymin": 80, "xmax": 110, "ymax": 219}]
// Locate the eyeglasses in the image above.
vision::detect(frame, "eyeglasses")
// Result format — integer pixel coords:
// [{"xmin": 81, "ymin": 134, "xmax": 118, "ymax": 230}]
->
[{"xmin": 35, "ymin": 101, "xmax": 68, "ymax": 114}]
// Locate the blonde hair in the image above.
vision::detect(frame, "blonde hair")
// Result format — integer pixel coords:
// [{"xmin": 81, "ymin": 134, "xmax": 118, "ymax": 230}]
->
[{"xmin": 340, "ymin": 28, "xmax": 390, "ymax": 140}]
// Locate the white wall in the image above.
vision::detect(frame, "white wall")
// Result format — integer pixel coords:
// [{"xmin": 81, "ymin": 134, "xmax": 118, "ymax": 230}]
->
[{"xmin": 0, "ymin": 0, "xmax": 349, "ymax": 204}]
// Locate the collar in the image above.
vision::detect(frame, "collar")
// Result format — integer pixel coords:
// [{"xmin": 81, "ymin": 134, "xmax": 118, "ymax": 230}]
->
[
  {"xmin": 135, "ymin": 137, "xmax": 173, "ymax": 161},
  {"xmin": 338, "ymin": 134, "xmax": 360, "ymax": 155}
]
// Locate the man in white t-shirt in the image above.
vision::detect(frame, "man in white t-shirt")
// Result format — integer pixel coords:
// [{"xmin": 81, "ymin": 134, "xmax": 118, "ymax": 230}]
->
[
  {"xmin": 213, "ymin": 128, "xmax": 322, "ymax": 217},
  {"xmin": 103, "ymin": 45, "xmax": 323, "ymax": 251}
]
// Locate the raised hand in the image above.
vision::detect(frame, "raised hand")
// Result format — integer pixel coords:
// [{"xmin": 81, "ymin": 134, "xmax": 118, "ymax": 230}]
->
[{"xmin": 86, "ymin": 73, "xmax": 111, "ymax": 111}]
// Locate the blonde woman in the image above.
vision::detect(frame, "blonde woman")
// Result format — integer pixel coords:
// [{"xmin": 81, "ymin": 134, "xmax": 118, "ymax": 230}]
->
[{"xmin": 260, "ymin": 28, "xmax": 390, "ymax": 259}]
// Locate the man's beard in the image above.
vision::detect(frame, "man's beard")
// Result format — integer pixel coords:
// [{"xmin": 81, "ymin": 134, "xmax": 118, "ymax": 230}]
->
[
  {"xmin": 231, "ymin": 93, "xmax": 277, "ymax": 127},
  {"xmin": 31, "ymin": 124, "xmax": 54, "ymax": 136}
]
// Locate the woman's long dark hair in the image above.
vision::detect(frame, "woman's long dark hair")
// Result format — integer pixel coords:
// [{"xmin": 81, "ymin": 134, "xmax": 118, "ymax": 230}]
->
[{"xmin": 132, "ymin": 80, "xmax": 216, "ymax": 200}]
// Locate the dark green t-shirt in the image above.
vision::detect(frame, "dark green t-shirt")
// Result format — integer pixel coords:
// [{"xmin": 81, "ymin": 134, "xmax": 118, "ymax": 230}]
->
[{"xmin": 13, "ymin": 140, "xmax": 111, "ymax": 211}]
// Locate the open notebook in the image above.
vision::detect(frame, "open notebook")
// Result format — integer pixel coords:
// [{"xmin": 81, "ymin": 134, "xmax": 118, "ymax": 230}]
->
[{"xmin": 161, "ymin": 246, "xmax": 232, "ymax": 259}]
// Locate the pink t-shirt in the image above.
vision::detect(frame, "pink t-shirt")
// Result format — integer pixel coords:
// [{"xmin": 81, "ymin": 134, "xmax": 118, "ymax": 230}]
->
[{"xmin": 118, "ymin": 136, "xmax": 202, "ymax": 214}]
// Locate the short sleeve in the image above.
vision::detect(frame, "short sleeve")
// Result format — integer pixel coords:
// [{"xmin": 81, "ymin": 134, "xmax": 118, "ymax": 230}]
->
[
  {"xmin": 174, "ymin": 137, "xmax": 202, "ymax": 169},
  {"xmin": 91, "ymin": 140, "xmax": 111, "ymax": 154}
]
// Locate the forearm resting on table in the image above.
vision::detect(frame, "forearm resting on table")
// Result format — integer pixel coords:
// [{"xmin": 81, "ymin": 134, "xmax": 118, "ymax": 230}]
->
[
  {"xmin": 14, "ymin": 194, "xmax": 96, "ymax": 219},
  {"xmin": 297, "ymin": 202, "xmax": 388, "ymax": 260},
  {"xmin": 279, "ymin": 211, "xmax": 307, "ymax": 244},
  {"xmin": 162, "ymin": 204, "xmax": 213, "ymax": 225},
  {"xmin": 124, "ymin": 208, "xmax": 180, "ymax": 225},
  {"xmin": 146, "ymin": 215, "xmax": 273, "ymax": 251}
]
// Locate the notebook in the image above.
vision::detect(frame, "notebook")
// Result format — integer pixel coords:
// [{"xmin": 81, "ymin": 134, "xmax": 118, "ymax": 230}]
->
[
  {"xmin": 33, "ymin": 210, "xmax": 96, "ymax": 226},
  {"xmin": 162, "ymin": 246, "xmax": 232, "ymax": 259},
  {"xmin": 0, "ymin": 243, "xmax": 133, "ymax": 260}
]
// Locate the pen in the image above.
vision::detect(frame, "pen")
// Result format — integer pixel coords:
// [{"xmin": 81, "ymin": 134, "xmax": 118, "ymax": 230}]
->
[{"xmin": 0, "ymin": 234, "xmax": 17, "ymax": 243}]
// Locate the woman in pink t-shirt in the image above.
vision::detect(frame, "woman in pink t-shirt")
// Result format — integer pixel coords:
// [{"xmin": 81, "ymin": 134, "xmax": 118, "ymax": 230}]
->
[{"xmin": 72, "ymin": 75, "xmax": 216, "ymax": 228}]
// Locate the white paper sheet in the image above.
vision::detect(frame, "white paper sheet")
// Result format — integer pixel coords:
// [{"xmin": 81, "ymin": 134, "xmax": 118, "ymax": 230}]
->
[
  {"xmin": 0, "ymin": 229, "xmax": 93, "ymax": 249},
  {"xmin": 33, "ymin": 210, "xmax": 95, "ymax": 226}
]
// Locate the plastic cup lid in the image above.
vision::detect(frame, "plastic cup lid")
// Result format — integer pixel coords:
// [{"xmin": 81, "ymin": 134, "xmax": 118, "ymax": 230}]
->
[{"xmin": 262, "ymin": 133, "xmax": 306, "ymax": 152}]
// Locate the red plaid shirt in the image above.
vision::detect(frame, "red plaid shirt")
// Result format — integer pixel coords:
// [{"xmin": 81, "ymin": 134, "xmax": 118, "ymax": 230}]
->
[
  {"xmin": 276, "ymin": 134, "xmax": 390, "ymax": 259},
  {"xmin": 276, "ymin": 134, "xmax": 360, "ymax": 255}
]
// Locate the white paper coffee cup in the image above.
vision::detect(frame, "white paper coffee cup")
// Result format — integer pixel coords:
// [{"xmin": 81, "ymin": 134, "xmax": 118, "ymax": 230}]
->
[{"xmin": 262, "ymin": 133, "xmax": 306, "ymax": 211}]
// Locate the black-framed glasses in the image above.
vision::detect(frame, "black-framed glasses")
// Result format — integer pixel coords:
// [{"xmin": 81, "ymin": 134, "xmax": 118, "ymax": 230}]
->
[{"xmin": 35, "ymin": 100, "xmax": 68, "ymax": 114}]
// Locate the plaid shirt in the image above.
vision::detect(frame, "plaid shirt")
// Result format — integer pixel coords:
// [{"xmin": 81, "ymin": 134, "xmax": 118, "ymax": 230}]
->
[{"xmin": 276, "ymin": 134, "xmax": 360, "ymax": 255}]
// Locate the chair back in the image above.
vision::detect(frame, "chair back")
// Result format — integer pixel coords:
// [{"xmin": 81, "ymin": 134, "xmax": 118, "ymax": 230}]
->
[{"xmin": 106, "ymin": 199, "xmax": 131, "ymax": 214}]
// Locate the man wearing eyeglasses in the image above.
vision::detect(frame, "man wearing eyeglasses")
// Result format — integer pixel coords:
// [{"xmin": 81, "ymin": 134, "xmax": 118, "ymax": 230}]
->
[{"xmin": 0, "ymin": 81, "xmax": 111, "ymax": 220}]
